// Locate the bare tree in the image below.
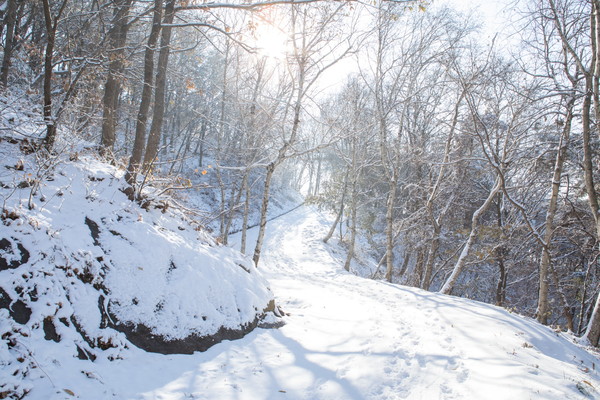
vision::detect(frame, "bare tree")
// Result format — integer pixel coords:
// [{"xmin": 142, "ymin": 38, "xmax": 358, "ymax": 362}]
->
[
  {"xmin": 100, "ymin": 0, "xmax": 135, "ymax": 157},
  {"xmin": 0, "ymin": 0, "xmax": 18, "ymax": 87},
  {"xmin": 252, "ymin": 2, "xmax": 353, "ymax": 265},
  {"xmin": 41, "ymin": 0, "xmax": 68, "ymax": 152}
]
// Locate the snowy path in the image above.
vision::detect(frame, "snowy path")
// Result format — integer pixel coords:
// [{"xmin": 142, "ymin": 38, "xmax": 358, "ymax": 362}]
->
[{"xmin": 43, "ymin": 206, "xmax": 600, "ymax": 399}]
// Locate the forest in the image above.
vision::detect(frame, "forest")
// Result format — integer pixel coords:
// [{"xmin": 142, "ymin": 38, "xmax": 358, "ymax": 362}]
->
[{"xmin": 2, "ymin": 0, "xmax": 600, "ymax": 351}]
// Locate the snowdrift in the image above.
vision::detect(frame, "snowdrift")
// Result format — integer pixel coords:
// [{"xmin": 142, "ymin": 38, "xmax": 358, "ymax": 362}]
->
[{"xmin": 0, "ymin": 136, "xmax": 274, "ymax": 396}]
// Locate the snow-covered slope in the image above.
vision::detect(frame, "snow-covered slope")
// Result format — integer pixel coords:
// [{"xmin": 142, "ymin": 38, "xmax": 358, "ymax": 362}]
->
[
  {"xmin": 224, "ymin": 206, "xmax": 600, "ymax": 400},
  {"xmin": 0, "ymin": 137, "xmax": 274, "ymax": 398},
  {"xmin": 5, "ymin": 199, "xmax": 599, "ymax": 399}
]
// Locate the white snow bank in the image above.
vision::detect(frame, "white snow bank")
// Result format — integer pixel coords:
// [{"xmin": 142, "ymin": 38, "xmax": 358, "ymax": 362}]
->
[{"xmin": 0, "ymin": 134, "xmax": 274, "ymax": 396}]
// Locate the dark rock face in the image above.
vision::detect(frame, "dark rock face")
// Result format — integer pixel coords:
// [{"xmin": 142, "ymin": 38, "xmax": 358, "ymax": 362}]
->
[
  {"xmin": 104, "ymin": 302, "xmax": 261, "ymax": 354},
  {"xmin": 43, "ymin": 316, "xmax": 60, "ymax": 342},
  {"xmin": 0, "ymin": 287, "xmax": 31, "ymax": 324},
  {"xmin": 84, "ymin": 217, "xmax": 101, "ymax": 247},
  {"xmin": 0, "ymin": 238, "xmax": 30, "ymax": 271}
]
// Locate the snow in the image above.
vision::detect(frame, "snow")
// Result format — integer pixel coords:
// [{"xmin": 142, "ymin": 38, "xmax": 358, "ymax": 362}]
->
[
  {"xmin": 0, "ymin": 109, "xmax": 599, "ymax": 398},
  {"xmin": 0, "ymin": 148, "xmax": 272, "ymax": 338},
  {"xmin": 5, "ymin": 195, "xmax": 600, "ymax": 399},
  {"xmin": 0, "ymin": 135, "xmax": 274, "ymax": 397}
]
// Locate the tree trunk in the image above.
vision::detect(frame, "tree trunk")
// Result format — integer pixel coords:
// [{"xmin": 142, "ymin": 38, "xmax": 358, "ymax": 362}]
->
[
  {"xmin": 495, "ymin": 254, "xmax": 507, "ymax": 306},
  {"xmin": 343, "ymin": 171, "xmax": 359, "ymax": 272},
  {"xmin": 422, "ymin": 231, "xmax": 439, "ymax": 290},
  {"xmin": 253, "ymin": 163, "xmax": 275, "ymax": 266},
  {"xmin": 384, "ymin": 172, "xmax": 398, "ymax": 282},
  {"xmin": 314, "ymin": 153, "xmax": 322, "ymax": 196},
  {"xmin": 585, "ymin": 293, "xmax": 600, "ymax": 346},
  {"xmin": 125, "ymin": 0, "xmax": 162, "ymax": 186},
  {"xmin": 100, "ymin": 0, "xmax": 134, "ymax": 157},
  {"xmin": 41, "ymin": 0, "xmax": 68, "ymax": 152},
  {"xmin": 583, "ymin": 0, "xmax": 600, "ymax": 346},
  {"xmin": 223, "ymin": 181, "xmax": 244, "ymax": 245},
  {"xmin": 412, "ymin": 249, "xmax": 425, "ymax": 287},
  {"xmin": 0, "ymin": 0, "xmax": 18, "ymax": 87},
  {"xmin": 549, "ymin": 263, "xmax": 574, "ymax": 331},
  {"xmin": 536, "ymin": 95, "xmax": 574, "ymax": 324},
  {"xmin": 240, "ymin": 172, "xmax": 250, "ymax": 254},
  {"xmin": 440, "ymin": 178, "xmax": 501, "ymax": 295},
  {"xmin": 143, "ymin": 0, "xmax": 175, "ymax": 171},
  {"xmin": 580, "ymin": 79, "xmax": 600, "ymax": 344},
  {"xmin": 422, "ymin": 90, "xmax": 465, "ymax": 290},
  {"xmin": 323, "ymin": 171, "xmax": 349, "ymax": 244},
  {"xmin": 196, "ymin": 118, "xmax": 207, "ymax": 167}
]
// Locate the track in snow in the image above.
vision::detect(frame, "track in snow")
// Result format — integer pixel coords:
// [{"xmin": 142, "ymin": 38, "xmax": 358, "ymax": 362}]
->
[{"xmin": 69, "ymin": 205, "xmax": 600, "ymax": 400}]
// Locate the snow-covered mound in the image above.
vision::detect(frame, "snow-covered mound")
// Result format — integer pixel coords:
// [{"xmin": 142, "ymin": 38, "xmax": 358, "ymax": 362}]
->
[{"xmin": 0, "ymin": 135, "xmax": 274, "ymax": 397}]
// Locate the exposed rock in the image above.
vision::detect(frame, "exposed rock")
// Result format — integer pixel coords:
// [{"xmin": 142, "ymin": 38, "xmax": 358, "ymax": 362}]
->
[
  {"xmin": 0, "ymin": 238, "xmax": 30, "ymax": 271},
  {"xmin": 106, "ymin": 314, "xmax": 261, "ymax": 355},
  {"xmin": 0, "ymin": 287, "xmax": 31, "ymax": 324},
  {"xmin": 43, "ymin": 316, "xmax": 60, "ymax": 342},
  {"xmin": 84, "ymin": 217, "xmax": 101, "ymax": 247},
  {"xmin": 102, "ymin": 298, "xmax": 280, "ymax": 355}
]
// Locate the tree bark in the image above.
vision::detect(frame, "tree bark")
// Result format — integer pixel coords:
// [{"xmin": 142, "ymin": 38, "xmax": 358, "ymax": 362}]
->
[
  {"xmin": 536, "ymin": 95, "xmax": 574, "ymax": 324},
  {"xmin": 422, "ymin": 90, "xmax": 465, "ymax": 290},
  {"xmin": 585, "ymin": 294, "xmax": 600, "ymax": 346},
  {"xmin": 0, "ymin": 0, "xmax": 18, "ymax": 87},
  {"xmin": 125, "ymin": 0, "xmax": 162, "ymax": 186},
  {"xmin": 240, "ymin": 172, "xmax": 250, "ymax": 254},
  {"xmin": 323, "ymin": 170, "xmax": 349, "ymax": 244},
  {"xmin": 384, "ymin": 172, "xmax": 398, "ymax": 282},
  {"xmin": 343, "ymin": 165, "xmax": 359, "ymax": 272},
  {"xmin": 41, "ymin": 0, "xmax": 68, "ymax": 152},
  {"xmin": 253, "ymin": 163, "xmax": 275, "ymax": 266},
  {"xmin": 143, "ymin": 0, "xmax": 176, "ymax": 171},
  {"xmin": 100, "ymin": 0, "xmax": 134, "ymax": 157},
  {"xmin": 583, "ymin": 0, "xmax": 600, "ymax": 346},
  {"xmin": 440, "ymin": 178, "xmax": 501, "ymax": 295}
]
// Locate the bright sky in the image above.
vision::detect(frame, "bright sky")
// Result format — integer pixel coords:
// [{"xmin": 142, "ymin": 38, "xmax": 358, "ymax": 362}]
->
[{"xmin": 437, "ymin": 0, "xmax": 520, "ymax": 43}]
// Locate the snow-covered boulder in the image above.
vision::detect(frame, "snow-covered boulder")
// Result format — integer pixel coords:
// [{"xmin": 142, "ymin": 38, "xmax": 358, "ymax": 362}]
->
[{"xmin": 0, "ymin": 136, "xmax": 275, "ymax": 365}]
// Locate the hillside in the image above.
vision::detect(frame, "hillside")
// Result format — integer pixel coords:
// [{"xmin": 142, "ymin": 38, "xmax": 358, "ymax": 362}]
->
[
  {"xmin": 2, "ymin": 146, "xmax": 600, "ymax": 398},
  {"xmin": 0, "ymin": 131, "xmax": 275, "ymax": 398}
]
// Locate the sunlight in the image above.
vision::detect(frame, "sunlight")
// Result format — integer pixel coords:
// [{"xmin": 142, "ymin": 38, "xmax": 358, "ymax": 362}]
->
[{"xmin": 250, "ymin": 13, "xmax": 289, "ymax": 60}]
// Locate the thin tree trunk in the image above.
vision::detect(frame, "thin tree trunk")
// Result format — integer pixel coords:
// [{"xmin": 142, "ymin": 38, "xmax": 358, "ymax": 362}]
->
[
  {"xmin": 440, "ymin": 178, "xmax": 501, "ymax": 295},
  {"xmin": 494, "ymin": 192, "xmax": 508, "ymax": 306},
  {"xmin": 536, "ymin": 95, "xmax": 574, "ymax": 324},
  {"xmin": 196, "ymin": 118, "xmax": 207, "ymax": 167},
  {"xmin": 585, "ymin": 293, "xmax": 600, "ymax": 346},
  {"xmin": 253, "ymin": 163, "xmax": 275, "ymax": 265},
  {"xmin": 495, "ymin": 254, "xmax": 507, "ymax": 306},
  {"xmin": 578, "ymin": 257, "xmax": 593, "ymax": 334},
  {"xmin": 41, "ymin": 0, "xmax": 68, "ymax": 152},
  {"xmin": 252, "ymin": 66, "xmax": 304, "ymax": 266},
  {"xmin": 580, "ymin": 79, "xmax": 600, "ymax": 344},
  {"xmin": 314, "ymin": 153, "xmax": 322, "ymax": 196},
  {"xmin": 323, "ymin": 170, "xmax": 349, "ymax": 243},
  {"xmin": 422, "ymin": 89, "xmax": 465, "ymax": 290},
  {"xmin": 549, "ymin": 263, "xmax": 574, "ymax": 331},
  {"xmin": 99, "ymin": 0, "xmax": 133, "ymax": 157},
  {"xmin": 343, "ymin": 171, "xmax": 359, "ymax": 272},
  {"xmin": 0, "ymin": 0, "xmax": 18, "ymax": 87},
  {"xmin": 143, "ymin": 0, "xmax": 175, "ymax": 171},
  {"xmin": 125, "ymin": 0, "xmax": 162, "ymax": 186},
  {"xmin": 240, "ymin": 172, "xmax": 250, "ymax": 254},
  {"xmin": 412, "ymin": 250, "xmax": 425, "ymax": 287},
  {"xmin": 422, "ymin": 231, "xmax": 439, "ymax": 290},
  {"xmin": 344, "ymin": 198, "xmax": 356, "ymax": 272},
  {"xmin": 384, "ymin": 172, "xmax": 398, "ymax": 282},
  {"xmin": 584, "ymin": 0, "xmax": 600, "ymax": 346},
  {"xmin": 223, "ymin": 182, "xmax": 243, "ymax": 245}
]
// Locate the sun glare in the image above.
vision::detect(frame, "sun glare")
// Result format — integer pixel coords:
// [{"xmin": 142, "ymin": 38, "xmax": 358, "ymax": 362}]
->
[{"xmin": 251, "ymin": 16, "xmax": 289, "ymax": 59}]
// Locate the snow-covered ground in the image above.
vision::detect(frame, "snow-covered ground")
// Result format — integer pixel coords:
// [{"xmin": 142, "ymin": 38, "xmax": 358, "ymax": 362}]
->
[{"xmin": 12, "ymin": 204, "xmax": 600, "ymax": 399}]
